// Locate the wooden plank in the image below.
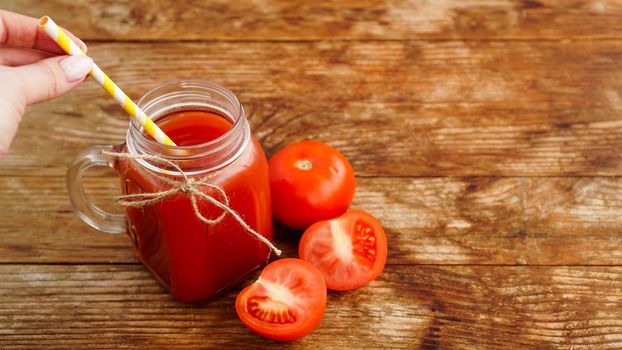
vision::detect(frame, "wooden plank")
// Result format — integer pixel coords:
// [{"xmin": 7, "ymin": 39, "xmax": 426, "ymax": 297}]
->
[
  {"xmin": 1, "ymin": 264, "xmax": 621, "ymax": 349},
  {"xmin": 3, "ymin": 175, "xmax": 622, "ymax": 265},
  {"xmin": 4, "ymin": 1, "xmax": 622, "ymax": 41},
  {"xmin": 2, "ymin": 41, "xmax": 622, "ymax": 177}
]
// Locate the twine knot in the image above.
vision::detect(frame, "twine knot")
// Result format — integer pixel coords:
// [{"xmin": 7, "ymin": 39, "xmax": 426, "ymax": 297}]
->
[
  {"xmin": 179, "ymin": 179, "xmax": 195, "ymax": 194},
  {"xmin": 101, "ymin": 150, "xmax": 281, "ymax": 256}
]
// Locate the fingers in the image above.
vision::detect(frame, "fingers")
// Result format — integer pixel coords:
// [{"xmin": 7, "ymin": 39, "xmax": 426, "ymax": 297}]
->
[
  {"xmin": 0, "ymin": 11, "xmax": 91, "ymax": 157},
  {"xmin": 11, "ymin": 55, "xmax": 93, "ymax": 105},
  {"xmin": 0, "ymin": 47, "xmax": 53, "ymax": 66},
  {"xmin": 0, "ymin": 10, "xmax": 87, "ymax": 54},
  {"xmin": 0, "ymin": 85, "xmax": 24, "ymax": 157}
]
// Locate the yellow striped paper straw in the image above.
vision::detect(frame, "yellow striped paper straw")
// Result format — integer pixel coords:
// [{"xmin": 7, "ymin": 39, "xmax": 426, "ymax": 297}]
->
[{"xmin": 39, "ymin": 16, "xmax": 176, "ymax": 146}]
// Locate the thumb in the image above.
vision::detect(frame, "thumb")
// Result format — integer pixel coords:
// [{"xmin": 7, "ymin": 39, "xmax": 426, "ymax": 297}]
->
[{"xmin": 12, "ymin": 55, "xmax": 93, "ymax": 105}]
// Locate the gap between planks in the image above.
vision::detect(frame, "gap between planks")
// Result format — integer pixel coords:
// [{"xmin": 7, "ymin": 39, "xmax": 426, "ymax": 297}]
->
[{"xmin": 74, "ymin": 37, "xmax": 622, "ymax": 44}]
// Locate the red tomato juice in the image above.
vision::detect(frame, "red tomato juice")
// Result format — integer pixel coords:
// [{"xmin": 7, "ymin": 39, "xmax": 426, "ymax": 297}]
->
[{"xmin": 116, "ymin": 110, "xmax": 273, "ymax": 303}]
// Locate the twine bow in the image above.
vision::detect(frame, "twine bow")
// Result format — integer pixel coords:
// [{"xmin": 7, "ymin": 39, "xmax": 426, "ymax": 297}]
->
[{"xmin": 102, "ymin": 150, "xmax": 281, "ymax": 256}]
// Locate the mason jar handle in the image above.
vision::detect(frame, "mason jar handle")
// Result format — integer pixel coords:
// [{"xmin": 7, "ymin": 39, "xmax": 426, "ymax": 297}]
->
[{"xmin": 66, "ymin": 145, "xmax": 125, "ymax": 234}]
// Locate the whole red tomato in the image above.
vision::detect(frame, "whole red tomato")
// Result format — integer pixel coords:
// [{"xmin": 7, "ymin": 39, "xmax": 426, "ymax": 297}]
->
[{"xmin": 268, "ymin": 141, "xmax": 355, "ymax": 230}]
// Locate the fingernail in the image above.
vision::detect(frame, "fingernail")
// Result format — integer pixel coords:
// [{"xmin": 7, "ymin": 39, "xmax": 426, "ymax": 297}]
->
[
  {"xmin": 60, "ymin": 55, "xmax": 93, "ymax": 82},
  {"xmin": 77, "ymin": 39, "xmax": 88, "ymax": 53}
]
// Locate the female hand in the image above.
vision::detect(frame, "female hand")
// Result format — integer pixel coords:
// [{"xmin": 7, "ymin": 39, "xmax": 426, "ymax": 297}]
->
[{"xmin": 0, "ymin": 10, "xmax": 93, "ymax": 156}]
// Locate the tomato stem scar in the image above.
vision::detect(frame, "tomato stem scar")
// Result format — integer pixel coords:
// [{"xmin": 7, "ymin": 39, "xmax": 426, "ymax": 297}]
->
[{"xmin": 295, "ymin": 159, "xmax": 313, "ymax": 171}]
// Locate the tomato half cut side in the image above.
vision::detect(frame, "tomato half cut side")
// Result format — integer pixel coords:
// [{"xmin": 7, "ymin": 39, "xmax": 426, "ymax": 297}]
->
[
  {"xmin": 235, "ymin": 258, "xmax": 327, "ymax": 341},
  {"xmin": 299, "ymin": 210, "xmax": 388, "ymax": 291}
]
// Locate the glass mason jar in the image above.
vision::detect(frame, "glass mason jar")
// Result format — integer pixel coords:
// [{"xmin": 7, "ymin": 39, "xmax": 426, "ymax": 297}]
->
[{"xmin": 66, "ymin": 81, "xmax": 273, "ymax": 303}]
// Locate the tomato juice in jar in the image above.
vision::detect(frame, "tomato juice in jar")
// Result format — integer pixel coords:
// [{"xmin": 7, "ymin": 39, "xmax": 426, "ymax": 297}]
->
[{"xmin": 114, "ymin": 81, "xmax": 273, "ymax": 303}]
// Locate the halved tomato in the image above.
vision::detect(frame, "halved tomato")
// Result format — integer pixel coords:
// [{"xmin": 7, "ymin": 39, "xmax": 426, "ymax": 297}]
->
[
  {"xmin": 299, "ymin": 210, "xmax": 387, "ymax": 291},
  {"xmin": 235, "ymin": 258, "xmax": 327, "ymax": 341}
]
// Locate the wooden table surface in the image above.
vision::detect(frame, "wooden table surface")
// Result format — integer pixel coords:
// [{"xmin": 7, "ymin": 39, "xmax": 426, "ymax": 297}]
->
[{"xmin": 2, "ymin": 1, "xmax": 622, "ymax": 349}]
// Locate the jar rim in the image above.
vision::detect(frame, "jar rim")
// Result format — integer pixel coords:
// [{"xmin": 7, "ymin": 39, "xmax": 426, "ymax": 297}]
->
[
  {"xmin": 132, "ymin": 80, "xmax": 243, "ymax": 152},
  {"xmin": 125, "ymin": 80, "xmax": 251, "ymax": 176}
]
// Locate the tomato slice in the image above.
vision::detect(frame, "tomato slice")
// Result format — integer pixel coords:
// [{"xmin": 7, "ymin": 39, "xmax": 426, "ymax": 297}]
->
[
  {"xmin": 235, "ymin": 258, "xmax": 327, "ymax": 341},
  {"xmin": 299, "ymin": 210, "xmax": 387, "ymax": 291}
]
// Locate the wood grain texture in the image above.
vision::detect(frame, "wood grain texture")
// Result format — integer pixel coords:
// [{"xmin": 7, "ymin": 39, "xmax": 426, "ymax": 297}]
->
[
  {"xmin": 2, "ymin": 41, "xmax": 622, "ymax": 177},
  {"xmin": 4, "ymin": 0, "xmax": 622, "ymax": 41},
  {"xmin": 3, "ymin": 1, "xmax": 622, "ymax": 348},
  {"xmin": 3, "ymin": 175, "xmax": 622, "ymax": 265},
  {"xmin": 1, "ymin": 264, "xmax": 622, "ymax": 349}
]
